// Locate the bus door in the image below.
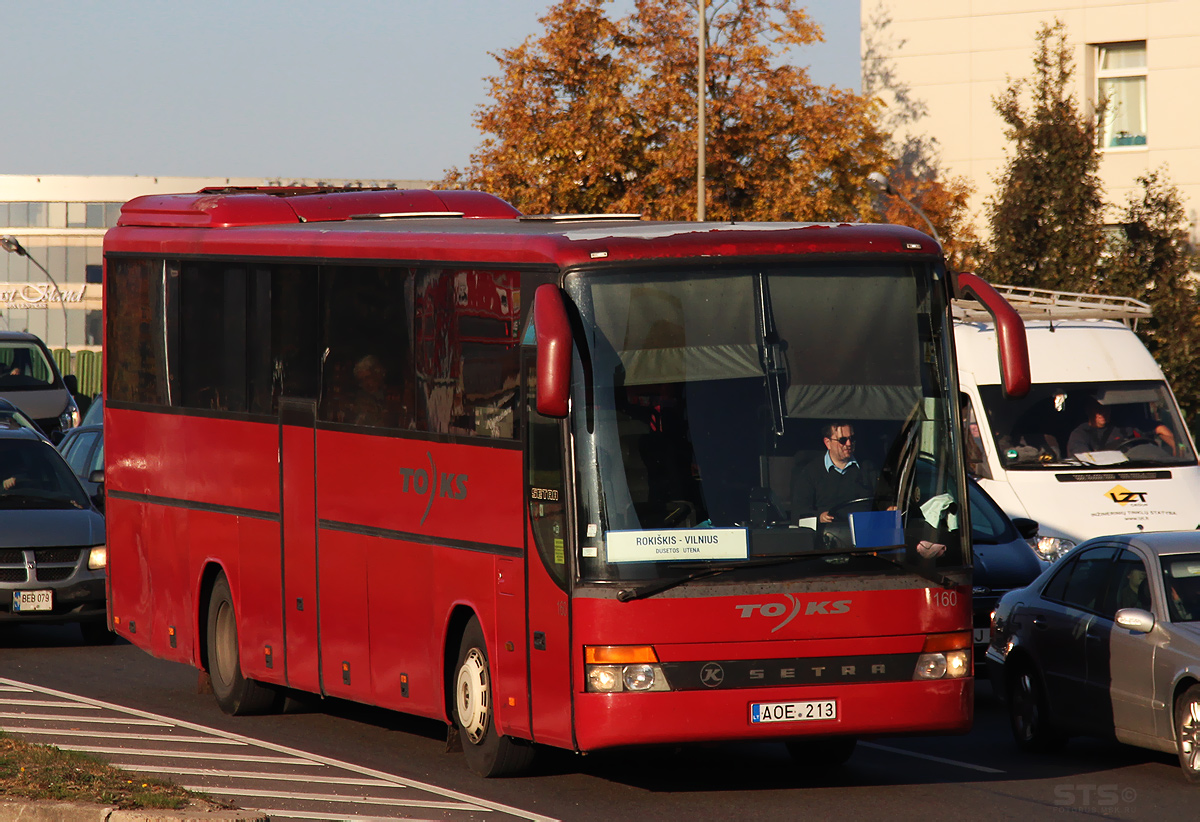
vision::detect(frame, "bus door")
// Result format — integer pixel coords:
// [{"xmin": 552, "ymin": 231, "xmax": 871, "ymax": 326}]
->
[
  {"xmin": 279, "ymin": 398, "xmax": 321, "ymax": 694},
  {"xmin": 524, "ymin": 355, "xmax": 574, "ymax": 748}
]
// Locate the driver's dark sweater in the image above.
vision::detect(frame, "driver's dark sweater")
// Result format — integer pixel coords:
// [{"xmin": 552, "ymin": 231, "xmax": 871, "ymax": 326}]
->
[{"xmin": 790, "ymin": 456, "xmax": 880, "ymax": 519}]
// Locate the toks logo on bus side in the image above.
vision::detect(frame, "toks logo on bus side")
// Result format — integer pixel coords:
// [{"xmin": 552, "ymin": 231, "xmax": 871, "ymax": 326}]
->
[
  {"xmin": 736, "ymin": 595, "xmax": 851, "ymax": 633},
  {"xmin": 398, "ymin": 451, "xmax": 468, "ymax": 524}
]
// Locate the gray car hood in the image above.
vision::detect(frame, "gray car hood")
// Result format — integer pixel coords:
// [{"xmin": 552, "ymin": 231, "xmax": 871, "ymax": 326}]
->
[{"xmin": 0, "ymin": 507, "xmax": 104, "ymax": 548}]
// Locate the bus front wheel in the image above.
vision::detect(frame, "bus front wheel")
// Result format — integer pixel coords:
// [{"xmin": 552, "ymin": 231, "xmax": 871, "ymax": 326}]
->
[
  {"xmin": 205, "ymin": 573, "xmax": 279, "ymax": 716},
  {"xmin": 452, "ymin": 617, "xmax": 534, "ymax": 777}
]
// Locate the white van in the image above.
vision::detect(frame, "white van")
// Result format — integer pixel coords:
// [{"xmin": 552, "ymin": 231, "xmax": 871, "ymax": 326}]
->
[{"xmin": 955, "ymin": 285, "xmax": 1200, "ymax": 562}]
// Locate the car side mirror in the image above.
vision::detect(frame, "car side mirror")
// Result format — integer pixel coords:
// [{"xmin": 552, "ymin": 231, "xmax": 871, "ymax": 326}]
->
[
  {"xmin": 1012, "ymin": 517, "xmax": 1039, "ymax": 541},
  {"xmin": 88, "ymin": 468, "xmax": 104, "ymax": 484},
  {"xmin": 1115, "ymin": 607, "xmax": 1155, "ymax": 633}
]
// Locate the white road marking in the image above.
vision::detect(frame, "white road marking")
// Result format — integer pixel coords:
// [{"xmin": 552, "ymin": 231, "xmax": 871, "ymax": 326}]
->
[
  {"xmin": 252, "ymin": 813, "xmax": 443, "ymax": 822},
  {"xmin": 0, "ymin": 712, "xmax": 172, "ymax": 725},
  {"xmin": 0, "ymin": 698, "xmax": 101, "ymax": 709},
  {"xmin": 860, "ymin": 741, "xmax": 1006, "ymax": 774},
  {"xmin": 124, "ymin": 765, "xmax": 395, "ymax": 786},
  {"xmin": 64, "ymin": 745, "xmax": 313, "ymax": 764},
  {"xmin": 186, "ymin": 787, "xmax": 481, "ymax": 811},
  {"xmin": 0, "ymin": 677, "xmax": 559, "ymax": 821},
  {"xmin": 0, "ymin": 726, "xmax": 248, "ymax": 744}
]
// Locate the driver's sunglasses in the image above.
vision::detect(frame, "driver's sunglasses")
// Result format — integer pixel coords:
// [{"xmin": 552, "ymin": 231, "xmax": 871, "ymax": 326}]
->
[{"xmin": 831, "ymin": 435, "xmax": 855, "ymax": 446}]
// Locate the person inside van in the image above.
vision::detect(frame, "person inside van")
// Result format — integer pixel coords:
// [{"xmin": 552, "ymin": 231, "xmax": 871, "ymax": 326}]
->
[{"xmin": 1067, "ymin": 397, "xmax": 1173, "ymax": 456}]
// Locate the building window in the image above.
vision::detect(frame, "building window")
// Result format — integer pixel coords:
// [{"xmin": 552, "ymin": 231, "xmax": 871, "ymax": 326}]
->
[{"xmin": 1097, "ymin": 42, "xmax": 1147, "ymax": 148}]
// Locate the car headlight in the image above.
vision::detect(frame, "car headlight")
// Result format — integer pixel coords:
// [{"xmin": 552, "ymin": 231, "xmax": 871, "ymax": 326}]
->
[
  {"xmin": 1030, "ymin": 535, "xmax": 1075, "ymax": 563},
  {"xmin": 87, "ymin": 545, "xmax": 106, "ymax": 570},
  {"xmin": 59, "ymin": 399, "xmax": 80, "ymax": 431},
  {"xmin": 585, "ymin": 646, "xmax": 671, "ymax": 693},
  {"xmin": 913, "ymin": 631, "xmax": 972, "ymax": 680}
]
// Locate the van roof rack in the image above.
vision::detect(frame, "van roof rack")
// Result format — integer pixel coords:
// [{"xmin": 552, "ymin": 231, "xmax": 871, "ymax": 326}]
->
[{"xmin": 954, "ymin": 283, "xmax": 1152, "ymax": 328}]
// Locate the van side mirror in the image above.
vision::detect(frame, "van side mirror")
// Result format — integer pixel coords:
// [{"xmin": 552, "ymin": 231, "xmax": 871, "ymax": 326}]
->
[
  {"xmin": 534, "ymin": 284, "xmax": 572, "ymax": 418},
  {"xmin": 1011, "ymin": 517, "xmax": 1039, "ymax": 541}
]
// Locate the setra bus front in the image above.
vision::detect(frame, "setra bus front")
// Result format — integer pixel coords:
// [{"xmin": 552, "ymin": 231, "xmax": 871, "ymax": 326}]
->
[{"xmin": 529, "ymin": 261, "xmax": 1027, "ymax": 759}]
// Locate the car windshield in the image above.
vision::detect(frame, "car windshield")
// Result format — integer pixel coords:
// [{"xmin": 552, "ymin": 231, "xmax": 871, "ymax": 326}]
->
[
  {"xmin": 1163, "ymin": 553, "xmax": 1200, "ymax": 622},
  {"xmin": 565, "ymin": 260, "xmax": 965, "ymax": 584},
  {"xmin": 0, "ymin": 438, "xmax": 91, "ymax": 509},
  {"xmin": 968, "ymin": 480, "xmax": 1017, "ymax": 545},
  {"xmin": 81, "ymin": 395, "xmax": 103, "ymax": 427},
  {"xmin": 0, "ymin": 341, "xmax": 59, "ymax": 391},
  {"xmin": 978, "ymin": 380, "xmax": 1195, "ymax": 469}
]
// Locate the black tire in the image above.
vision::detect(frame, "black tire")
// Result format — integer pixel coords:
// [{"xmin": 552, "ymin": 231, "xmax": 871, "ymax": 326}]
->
[
  {"xmin": 452, "ymin": 616, "xmax": 534, "ymax": 777},
  {"xmin": 785, "ymin": 736, "xmax": 857, "ymax": 769},
  {"xmin": 205, "ymin": 573, "xmax": 279, "ymax": 716},
  {"xmin": 1007, "ymin": 663, "xmax": 1066, "ymax": 752},
  {"xmin": 78, "ymin": 620, "xmax": 115, "ymax": 646},
  {"xmin": 1175, "ymin": 684, "xmax": 1200, "ymax": 782}
]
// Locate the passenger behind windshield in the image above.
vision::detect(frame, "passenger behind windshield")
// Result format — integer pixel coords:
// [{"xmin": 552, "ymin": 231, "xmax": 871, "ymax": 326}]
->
[{"xmin": 978, "ymin": 382, "xmax": 1193, "ymax": 469}]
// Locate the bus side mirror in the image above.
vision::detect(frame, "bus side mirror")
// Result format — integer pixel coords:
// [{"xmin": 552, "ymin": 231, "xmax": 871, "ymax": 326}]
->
[
  {"xmin": 534, "ymin": 284, "xmax": 572, "ymax": 418},
  {"xmin": 956, "ymin": 273, "xmax": 1031, "ymax": 399}
]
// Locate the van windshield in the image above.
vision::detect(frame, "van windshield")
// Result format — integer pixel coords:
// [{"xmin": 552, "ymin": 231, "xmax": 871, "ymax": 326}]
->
[
  {"xmin": 978, "ymin": 380, "xmax": 1195, "ymax": 469},
  {"xmin": 0, "ymin": 341, "xmax": 59, "ymax": 391}
]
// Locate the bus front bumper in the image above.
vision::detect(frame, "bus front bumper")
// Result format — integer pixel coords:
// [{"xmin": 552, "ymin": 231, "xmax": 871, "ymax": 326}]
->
[{"xmin": 571, "ymin": 678, "xmax": 972, "ymax": 751}]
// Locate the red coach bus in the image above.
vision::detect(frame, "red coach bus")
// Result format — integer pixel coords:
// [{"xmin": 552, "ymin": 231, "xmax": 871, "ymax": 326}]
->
[{"xmin": 102, "ymin": 187, "xmax": 1028, "ymax": 776}]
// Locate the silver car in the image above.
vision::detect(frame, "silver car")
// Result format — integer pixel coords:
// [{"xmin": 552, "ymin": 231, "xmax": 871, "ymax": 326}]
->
[{"xmin": 987, "ymin": 532, "xmax": 1200, "ymax": 781}]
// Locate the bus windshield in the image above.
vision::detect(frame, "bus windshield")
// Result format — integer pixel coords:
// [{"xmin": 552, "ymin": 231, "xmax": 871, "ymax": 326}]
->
[
  {"xmin": 977, "ymin": 380, "xmax": 1195, "ymax": 470},
  {"xmin": 565, "ymin": 261, "xmax": 964, "ymax": 584}
]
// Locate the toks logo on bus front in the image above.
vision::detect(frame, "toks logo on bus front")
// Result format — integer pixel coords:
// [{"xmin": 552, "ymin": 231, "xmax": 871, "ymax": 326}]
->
[{"xmin": 399, "ymin": 451, "xmax": 468, "ymax": 524}]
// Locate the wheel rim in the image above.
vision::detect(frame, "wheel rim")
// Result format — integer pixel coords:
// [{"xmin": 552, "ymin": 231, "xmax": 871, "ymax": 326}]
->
[
  {"xmin": 212, "ymin": 599, "xmax": 237, "ymax": 689},
  {"xmin": 1180, "ymin": 698, "xmax": 1200, "ymax": 774},
  {"xmin": 455, "ymin": 647, "xmax": 491, "ymax": 745},
  {"xmin": 1012, "ymin": 672, "xmax": 1038, "ymax": 742}
]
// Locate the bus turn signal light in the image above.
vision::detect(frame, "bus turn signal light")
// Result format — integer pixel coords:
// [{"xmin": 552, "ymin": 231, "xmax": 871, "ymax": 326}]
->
[{"xmin": 584, "ymin": 645, "xmax": 659, "ymax": 665}]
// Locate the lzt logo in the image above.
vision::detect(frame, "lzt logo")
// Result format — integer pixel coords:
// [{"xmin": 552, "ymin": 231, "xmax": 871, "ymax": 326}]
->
[
  {"xmin": 399, "ymin": 451, "xmax": 469, "ymax": 524},
  {"xmin": 735, "ymin": 596, "xmax": 851, "ymax": 632},
  {"xmin": 1107, "ymin": 484, "xmax": 1147, "ymax": 506}
]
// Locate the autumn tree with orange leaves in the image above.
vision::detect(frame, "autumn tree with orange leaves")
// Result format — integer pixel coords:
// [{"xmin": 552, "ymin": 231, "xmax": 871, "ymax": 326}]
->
[{"xmin": 447, "ymin": 0, "xmax": 896, "ymax": 224}]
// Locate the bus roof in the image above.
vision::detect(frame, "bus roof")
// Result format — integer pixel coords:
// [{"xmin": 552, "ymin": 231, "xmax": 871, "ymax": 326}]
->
[{"xmin": 106, "ymin": 188, "xmax": 941, "ymax": 268}]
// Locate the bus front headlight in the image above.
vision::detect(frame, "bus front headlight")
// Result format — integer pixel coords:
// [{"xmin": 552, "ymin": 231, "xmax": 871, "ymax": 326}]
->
[
  {"xmin": 913, "ymin": 632, "xmax": 971, "ymax": 680},
  {"xmin": 584, "ymin": 646, "xmax": 671, "ymax": 693}
]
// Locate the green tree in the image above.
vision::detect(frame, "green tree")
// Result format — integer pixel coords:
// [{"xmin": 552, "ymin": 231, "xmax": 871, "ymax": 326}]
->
[
  {"xmin": 446, "ymin": 0, "xmax": 891, "ymax": 222},
  {"xmin": 986, "ymin": 20, "xmax": 1106, "ymax": 291},
  {"xmin": 1105, "ymin": 170, "xmax": 1200, "ymax": 424}
]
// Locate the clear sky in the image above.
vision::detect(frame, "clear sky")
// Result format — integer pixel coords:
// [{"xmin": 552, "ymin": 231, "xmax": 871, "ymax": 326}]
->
[{"xmin": 2, "ymin": 0, "xmax": 861, "ymax": 182}]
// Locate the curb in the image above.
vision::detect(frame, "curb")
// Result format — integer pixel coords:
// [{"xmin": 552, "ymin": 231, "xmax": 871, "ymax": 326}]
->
[{"xmin": 0, "ymin": 799, "xmax": 269, "ymax": 821}]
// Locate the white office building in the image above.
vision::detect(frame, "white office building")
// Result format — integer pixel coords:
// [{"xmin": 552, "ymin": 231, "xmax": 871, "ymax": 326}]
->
[
  {"xmin": 0, "ymin": 175, "xmax": 431, "ymax": 354},
  {"xmin": 864, "ymin": 0, "xmax": 1200, "ymax": 243}
]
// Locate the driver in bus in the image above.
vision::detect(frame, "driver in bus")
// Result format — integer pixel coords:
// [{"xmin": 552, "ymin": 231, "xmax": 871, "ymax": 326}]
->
[
  {"xmin": 1067, "ymin": 396, "xmax": 1173, "ymax": 456},
  {"xmin": 790, "ymin": 422, "xmax": 881, "ymax": 524}
]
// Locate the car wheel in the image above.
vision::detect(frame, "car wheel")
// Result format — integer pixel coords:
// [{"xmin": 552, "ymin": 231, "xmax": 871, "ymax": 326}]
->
[
  {"xmin": 1175, "ymin": 684, "xmax": 1200, "ymax": 783},
  {"xmin": 205, "ymin": 572, "xmax": 279, "ymax": 716},
  {"xmin": 1007, "ymin": 663, "xmax": 1066, "ymax": 752},
  {"xmin": 452, "ymin": 616, "xmax": 534, "ymax": 777},
  {"xmin": 785, "ymin": 737, "xmax": 857, "ymax": 769},
  {"xmin": 78, "ymin": 620, "xmax": 115, "ymax": 646}
]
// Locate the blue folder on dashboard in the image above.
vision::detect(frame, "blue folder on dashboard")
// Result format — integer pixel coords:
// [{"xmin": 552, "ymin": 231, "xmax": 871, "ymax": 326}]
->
[{"xmin": 848, "ymin": 510, "xmax": 903, "ymax": 548}]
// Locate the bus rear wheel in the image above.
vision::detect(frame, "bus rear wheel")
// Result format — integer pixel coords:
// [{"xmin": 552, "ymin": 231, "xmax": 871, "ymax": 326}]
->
[
  {"xmin": 206, "ymin": 572, "xmax": 279, "ymax": 716},
  {"xmin": 452, "ymin": 617, "xmax": 534, "ymax": 777}
]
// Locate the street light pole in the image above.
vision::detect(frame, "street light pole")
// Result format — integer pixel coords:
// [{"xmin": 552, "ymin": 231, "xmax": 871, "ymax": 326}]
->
[
  {"xmin": 697, "ymin": 0, "xmax": 706, "ymax": 222},
  {"xmin": 866, "ymin": 171, "xmax": 942, "ymax": 246},
  {"xmin": 1, "ymin": 236, "xmax": 70, "ymax": 349}
]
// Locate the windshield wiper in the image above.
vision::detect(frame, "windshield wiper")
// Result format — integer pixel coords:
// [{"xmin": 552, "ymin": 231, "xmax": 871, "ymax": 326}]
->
[
  {"xmin": 615, "ymin": 544, "xmax": 958, "ymax": 602},
  {"xmin": 617, "ymin": 545, "xmax": 879, "ymax": 602},
  {"xmin": 754, "ymin": 272, "xmax": 788, "ymax": 438}
]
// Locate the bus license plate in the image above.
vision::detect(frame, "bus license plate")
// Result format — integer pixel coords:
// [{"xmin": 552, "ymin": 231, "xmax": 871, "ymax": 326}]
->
[
  {"xmin": 750, "ymin": 700, "xmax": 836, "ymax": 723},
  {"xmin": 13, "ymin": 590, "xmax": 52, "ymax": 612}
]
